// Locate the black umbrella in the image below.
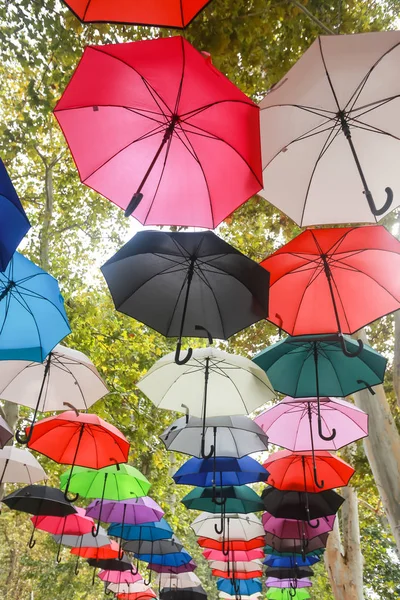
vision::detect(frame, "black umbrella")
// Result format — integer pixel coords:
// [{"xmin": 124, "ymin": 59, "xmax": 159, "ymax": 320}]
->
[
  {"xmin": 265, "ymin": 566, "xmax": 314, "ymax": 580},
  {"xmin": 160, "ymin": 586, "xmax": 207, "ymax": 600},
  {"xmin": 3, "ymin": 484, "xmax": 77, "ymax": 548},
  {"xmin": 261, "ymin": 487, "xmax": 344, "ymax": 525},
  {"xmin": 125, "ymin": 536, "xmax": 185, "ymax": 585},
  {"xmin": 101, "ymin": 230, "xmax": 270, "ymax": 364},
  {"xmin": 87, "ymin": 555, "xmax": 134, "ymax": 585},
  {"xmin": 264, "ymin": 532, "xmax": 329, "ymax": 555}
]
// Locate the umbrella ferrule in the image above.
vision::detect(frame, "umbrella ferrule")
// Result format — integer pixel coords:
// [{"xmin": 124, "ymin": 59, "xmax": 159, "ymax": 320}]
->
[{"xmin": 0, "ymin": 280, "xmax": 15, "ymax": 301}]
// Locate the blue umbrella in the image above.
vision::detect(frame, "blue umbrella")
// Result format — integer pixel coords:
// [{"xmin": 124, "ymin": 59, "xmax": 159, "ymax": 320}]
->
[
  {"xmin": 217, "ymin": 578, "xmax": 262, "ymax": 596},
  {"xmin": 264, "ymin": 555, "xmax": 320, "ymax": 568},
  {"xmin": 135, "ymin": 551, "xmax": 193, "ymax": 567},
  {"xmin": 108, "ymin": 519, "xmax": 173, "ymax": 541},
  {"xmin": 0, "ymin": 160, "xmax": 30, "ymax": 271},
  {"xmin": 173, "ymin": 456, "xmax": 269, "ymax": 487},
  {"xmin": 0, "ymin": 252, "xmax": 70, "ymax": 362}
]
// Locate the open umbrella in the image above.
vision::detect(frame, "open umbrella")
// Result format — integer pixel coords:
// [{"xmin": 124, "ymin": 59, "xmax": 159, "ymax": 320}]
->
[
  {"xmin": 73, "ymin": 538, "xmax": 123, "ymax": 582},
  {"xmin": 87, "ymin": 554, "xmax": 134, "ymax": 583},
  {"xmin": 124, "ymin": 536, "xmax": 184, "ymax": 556},
  {"xmin": 0, "ymin": 419, "xmax": 14, "ymax": 449},
  {"xmin": 108, "ymin": 518, "xmax": 171, "ymax": 541},
  {"xmin": 264, "ymin": 555, "xmax": 320, "ymax": 568},
  {"xmin": 0, "ymin": 159, "xmax": 30, "ymax": 271},
  {"xmin": 161, "ymin": 415, "xmax": 269, "ymax": 458},
  {"xmin": 98, "ymin": 569, "xmax": 143, "ymax": 585},
  {"xmin": 217, "ymin": 578, "xmax": 262, "ymax": 596},
  {"xmin": 262, "ymin": 487, "xmax": 344, "ymax": 524},
  {"xmin": 191, "ymin": 513, "xmax": 264, "ymax": 542},
  {"xmin": 266, "ymin": 589, "xmax": 310, "ymax": 600},
  {"xmin": 53, "ymin": 526, "xmax": 110, "ymax": 575},
  {"xmin": 0, "ymin": 252, "xmax": 70, "ymax": 362},
  {"xmin": 203, "ymin": 549, "xmax": 264, "ymax": 562},
  {"xmin": 60, "ymin": 464, "xmax": 151, "ymax": 536},
  {"xmin": 116, "ymin": 594, "xmax": 157, "ymax": 600},
  {"xmin": 266, "ymin": 578, "xmax": 312, "ymax": 589},
  {"xmin": 155, "ymin": 572, "xmax": 201, "ymax": 589},
  {"xmin": 160, "ymin": 587, "xmax": 207, "ymax": 600},
  {"xmin": 0, "ymin": 446, "xmax": 47, "ymax": 486},
  {"xmin": 173, "ymin": 456, "xmax": 269, "ymax": 489},
  {"xmin": 219, "ymin": 593, "xmax": 261, "ymax": 600},
  {"xmin": 197, "ymin": 537, "xmax": 266, "ymax": 551},
  {"xmin": 148, "ymin": 560, "xmax": 197, "ymax": 574},
  {"xmin": 141, "ymin": 551, "xmax": 193, "ymax": 583},
  {"xmin": 27, "ymin": 408, "xmax": 129, "ymax": 501},
  {"xmin": 255, "ymin": 396, "xmax": 368, "ymax": 451},
  {"xmin": 262, "ymin": 513, "xmax": 335, "ymax": 540},
  {"xmin": 261, "ymin": 226, "xmax": 400, "ymax": 350},
  {"xmin": 1, "ymin": 345, "xmax": 108, "ymax": 444},
  {"xmin": 264, "ymin": 533, "xmax": 328, "ymax": 556},
  {"xmin": 253, "ymin": 333, "xmax": 385, "ymax": 442},
  {"xmin": 138, "ymin": 347, "xmax": 274, "ymax": 458},
  {"xmin": 102, "ymin": 230, "xmax": 270, "ymax": 364},
  {"xmin": 3, "ymin": 484, "xmax": 76, "ymax": 548},
  {"xmin": 54, "ymin": 37, "xmax": 262, "ymax": 228},
  {"xmin": 258, "ymin": 31, "xmax": 400, "ymax": 225},
  {"xmin": 108, "ymin": 582, "xmax": 154, "ymax": 595},
  {"xmin": 265, "ymin": 566, "xmax": 313, "ymax": 580},
  {"xmin": 213, "ymin": 569, "xmax": 263, "ymax": 580},
  {"xmin": 209, "ymin": 560, "xmax": 262, "ymax": 572},
  {"xmin": 263, "ymin": 450, "xmax": 354, "ymax": 492},
  {"xmin": 32, "ymin": 506, "xmax": 94, "ymax": 562},
  {"xmin": 62, "ymin": 0, "xmax": 212, "ymax": 27},
  {"xmin": 265, "ymin": 545, "xmax": 324, "ymax": 558}
]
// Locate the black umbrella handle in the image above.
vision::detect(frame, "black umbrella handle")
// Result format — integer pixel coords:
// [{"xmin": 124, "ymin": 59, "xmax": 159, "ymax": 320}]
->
[
  {"xmin": 118, "ymin": 503, "xmax": 127, "ymax": 560},
  {"xmin": 92, "ymin": 567, "xmax": 97, "ymax": 586},
  {"xmin": 366, "ymin": 188, "xmax": 393, "ymax": 216},
  {"xmin": 175, "ymin": 342, "xmax": 193, "ymax": 365},
  {"xmin": 313, "ymin": 350, "xmax": 336, "ymax": 442},
  {"xmin": 143, "ymin": 568, "xmax": 152, "ymax": 586},
  {"xmin": 28, "ymin": 523, "xmax": 36, "ymax": 549},
  {"xmin": 338, "ymin": 334, "xmax": 363, "ymax": 358},
  {"xmin": 222, "ymin": 518, "xmax": 230, "ymax": 557},
  {"xmin": 16, "ymin": 355, "xmax": 52, "ymax": 445},
  {"xmin": 92, "ymin": 473, "xmax": 108, "ymax": 537},
  {"xmin": 317, "ymin": 416, "xmax": 336, "ymax": 442},
  {"xmin": 289, "ymin": 586, "xmax": 297, "ymax": 598},
  {"xmin": 357, "ymin": 380, "xmax": 376, "ymax": 395}
]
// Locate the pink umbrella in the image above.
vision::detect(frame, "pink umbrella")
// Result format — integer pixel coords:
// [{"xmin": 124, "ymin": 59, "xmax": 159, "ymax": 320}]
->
[
  {"xmin": 255, "ymin": 396, "xmax": 368, "ymax": 451},
  {"xmin": 203, "ymin": 548, "xmax": 264, "ymax": 562},
  {"xmin": 266, "ymin": 578, "xmax": 312, "ymax": 588},
  {"xmin": 262, "ymin": 512, "xmax": 335, "ymax": 539},
  {"xmin": 98, "ymin": 569, "xmax": 143, "ymax": 584}
]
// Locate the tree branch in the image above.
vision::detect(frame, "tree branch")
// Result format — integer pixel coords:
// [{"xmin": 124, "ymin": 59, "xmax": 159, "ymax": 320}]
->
[{"xmin": 290, "ymin": 0, "xmax": 335, "ymax": 35}]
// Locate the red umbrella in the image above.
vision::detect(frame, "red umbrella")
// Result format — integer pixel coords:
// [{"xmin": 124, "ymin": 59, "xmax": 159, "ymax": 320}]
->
[
  {"xmin": 197, "ymin": 537, "xmax": 265, "ymax": 551},
  {"xmin": 27, "ymin": 409, "xmax": 129, "ymax": 501},
  {"xmin": 54, "ymin": 36, "xmax": 262, "ymax": 229},
  {"xmin": 63, "ymin": 0, "xmax": 212, "ymax": 28},
  {"xmin": 263, "ymin": 450, "xmax": 354, "ymax": 493},
  {"xmin": 261, "ymin": 225, "xmax": 400, "ymax": 356},
  {"xmin": 117, "ymin": 594, "xmax": 157, "ymax": 600},
  {"xmin": 212, "ymin": 570, "xmax": 263, "ymax": 580},
  {"xmin": 71, "ymin": 539, "xmax": 120, "ymax": 559},
  {"xmin": 31, "ymin": 506, "xmax": 93, "ymax": 562}
]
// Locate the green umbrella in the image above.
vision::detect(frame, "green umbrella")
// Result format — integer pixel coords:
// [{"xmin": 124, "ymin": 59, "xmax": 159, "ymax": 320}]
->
[
  {"xmin": 265, "ymin": 546, "xmax": 325, "ymax": 558},
  {"xmin": 60, "ymin": 464, "xmax": 151, "ymax": 536},
  {"xmin": 266, "ymin": 588, "xmax": 310, "ymax": 600}
]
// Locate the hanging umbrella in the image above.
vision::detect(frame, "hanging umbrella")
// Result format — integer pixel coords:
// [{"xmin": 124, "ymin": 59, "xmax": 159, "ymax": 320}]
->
[
  {"xmin": 116, "ymin": 594, "xmax": 157, "ymax": 600},
  {"xmin": 27, "ymin": 408, "xmax": 129, "ymax": 500},
  {"xmin": 109, "ymin": 518, "xmax": 171, "ymax": 541},
  {"xmin": 181, "ymin": 485, "xmax": 263, "ymax": 516},
  {"xmin": 88, "ymin": 497, "xmax": 163, "ymax": 526},
  {"xmin": 155, "ymin": 572, "xmax": 201, "ymax": 589},
  {"xmin": 98, "ymin": 569, "xmax": 143, "ymax": 584},
  {"xmin": 0, "ymin": 420, "xmax": 15, "ymax": 450},
  {"xmin": 263, "ymin": 450, "xmax": 354, "ymax": 492},
  {"xmin": 262, "ymin": 487, "xmax": 344, "ymax": 524},
  {"xmin": 264, "ymin": 566, "xmax": 313, "ymax": 580},
  {"xmin": 2, "ymin": 484, "xmax": 76, "ymax": 548},
  {"xmin": 62, "ymin": 0, "xmax": 212, "ymax": 27},
  {"xmin": 0, "ymin": 446, "xmax": 47, "ymax": 486},
  {"xmin": 213, "ymin": 569, "xmax": 263, "ymax": 580},
  {"xmin": 191, "ymin": 513, "xmax": 264, "ymax": 541},
  {"xmin": 0, "ymin": 252, "xmax": 70, "ymax": 362},
  {"xmin": 264, "ymin": 533, "xmax": 328, "ymax": 555},
  {"xmin": 53, "ymin": 525, "xmax": 111, "ymax": 574},
  {"xmin": 253, "ymin": 333, "xmax": 385, "ymax": 442},
  {"xmin": 261, "ymin": 226, "xmax": 400, "ymax": 349},
  {"xmin": 209, "ymin": 560, "xmax": 262, "ymax": 572},
  {"xmin": 203, "ymin": 549, "xmax": 264, "ymax": 562},
  {"xmin": 197, "ymin": 537, "xmax": 266, "ymax": 551},
  {"xmin": 148, "ymin": 560, "xmax": 197, "ymax": 574},
  {"xmin": 217, "ymin": 578, "xmax": 262, "ymax": 596},
  {"xmin": 2, "ymin": 344, "xmax": 108, "ymax": 444},
  {"xmin": 54, "ymin": 37, "xmax": 262, "ymax": 228},
  {"xmin": 255, "ymin": 396, "xmax": 368, "ymax": 451},
  {"xmin": 135, "ymin": 551, "xmax": 192, "ymax": 566},
  {"xmin": 138, "ymin": 347, "xmax": 274, "ymax": 458},
  {"xmin": 266, "ymin": 589, "xmax": 310, "ymax": 600},
  {"xmin": 265, "ymin": 545, "xmax": 325, "ymax": 558},
  {"xmin": 219, "ymin": 593, "xmax": 261, "ymax": 600},
  {"xmin": 262, "ymin": 513, "xmax": 335, "ymax": 539},
  {"xmin": 32, "ymin": 506, "xmax": 94, "ymax": 562},
  {"xmin": 258, "ymin": 31, "xmax": 400, "ymax": 225},
  {"xmin": 264, "ymin": 555, "xmax": 320, "ymax": 568},
  {"xmin": 124, "ymin": 536, "xmax": 184, "ymax": 556},
  {"xmin": 160, "ymin": 587, "xmax": 207, "ymax": 600},
  {"xmin": 0, "ymin": 159, "xmax": 30, "ymax": 271},
  {"xmin": 102, "ymin": 231, "xmax": 270, "ymax": 365},
  {"xmin": 60, "ymin": 464, "xmax": 151, "ymax": 536},
  {"xmin": 108, "ymin": 582, "xmax": 155, "ymax": 595},
  {"xmin": 88, "ymin": 554, "xmax": 135, "ymax": 584},
  {"xmin": 161, "ymin": 415, "xmax": 269, "ymax": 458},
  {"xmin": 266, "ymin": 578, "xmax": 312, "ymax": 589},
  {"xmin": 71, "ymin": 539, "xmax": 120, "ymax": 559},
  {"xmin": 173, "ymin": 456, "xmax": 269, "ymax": 488}
]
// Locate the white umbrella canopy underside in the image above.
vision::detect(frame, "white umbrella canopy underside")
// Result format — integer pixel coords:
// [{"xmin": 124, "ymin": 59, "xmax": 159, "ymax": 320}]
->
[
  {"xmin": 0, "ymin": 446, "xmax": 47, "ymax": 484},
  {"xmin": 191, "ymin": 513, "xmax": 264, "ymax": 541}
]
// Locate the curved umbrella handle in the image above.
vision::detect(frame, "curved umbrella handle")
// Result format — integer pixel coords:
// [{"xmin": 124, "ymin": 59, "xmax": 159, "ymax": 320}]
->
[
  {"xmin": 92, "ymin": 567, "xmax": 97, "ymax": 586},
  {"xmin": 104, "ymin": 589, "xmax": 113, "ymax": 596},
  {"xmin": 28, "ymin": 527, "xmax": 36, "ymax": 549},
  {"xmin": 200, "ymin": 436, "xmax": 214, "ymax": 460},
  {"xmin": 125, "ymin": 192, "xmax": 143, "ymax": 217},
  {"xmin": 63, "ymin": 402, "xmax": 80, "ymax": 416},
  {"xmin": 213, "ymin": 494, "xmax": 226, "ymax": 507},
  {"xmin": 92, "ymin": 522, "xmax": 101, "ymax": 538},
  {"xmin": 175, "ymin": 342, "xmax": 193, "ymax": 365},
  {"xmin": 143, "ymin": 569, "xmax": 152, "ymax": 586},
  {"xmin": 307, "ymin": 516, "xmax": 320, "ymax": 529},
  {"xmin": 289, "ymin": 587, "xmax": 297, "ymax": 598},
  {"xmin": 214, "ymin": 520, "xmax": 224, "ymax": 535},
  {"xmin": 357, "ymin": 380, "xmax": 376, "ymax": 395},
  {"xmin": 339, "ymin": 335, "xmax": 363, "ymax": 358},
  {"xmin": 366, "ymin": 187, "xmax": 393, "ymax": 216},
  {"xmin": 181, "ymin": 404, "xmax": 190, "ymax": 424},
  {"xmin": 74, "ymin": 556, "xmax": 80, "ymax": 576},
  {"xmin": 64, "ymin": 491, "xmax": 79, "ymax": 502},
  {"xmin": 313, "ymin": 465, "xmax": 324, "ymax": 490},
  {"xmin": 317, "ymin": 417, "xmax": 336, "ymax": 442},
  {"xmin": 16, "ymin": 426, "xmax": 33, "ymax": 445},
  {"xmin": 56, "ymin": 542, "xmax": 63, "ymax": 564},
  {"xmin": 131, "ymin": 564, "xmax": 139, "ymax": 576}
]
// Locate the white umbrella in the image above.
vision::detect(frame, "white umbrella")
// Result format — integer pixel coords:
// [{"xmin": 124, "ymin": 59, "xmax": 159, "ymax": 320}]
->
[
  {"xmin": 107, "ymin": 582, "xmax": 154, "ymax": 594},
  {"xmin": 155, "ymin": 572, "xmax": 201, "ymax": 589},
  {"xmin": 219, "ymin": 593, "xmax": 261, "ymax": 600},
  {"xmin": 209, "ymin": 560, "xmax": 262, "ymax": 572},
  {"xmin": 0, "ymin": 446, "xmax": 47, "ymax": 486},
  {"xmin": 0, "ymin": 344, "xmax": 108, "ymax": 443},
  {"xmin": 53, "ymin": 527, "xmax": 110, "ymax": 576},
  {"xmin": 191, "ymin": 513, "xmax": 264, "ymax": 541},
  {"xmin": 259, "ymin": 30, "xmax": 400, "ymax": 226},
  {"xmin": 138, "ymin": 347, "xmax": 274, "ymax": 458}
]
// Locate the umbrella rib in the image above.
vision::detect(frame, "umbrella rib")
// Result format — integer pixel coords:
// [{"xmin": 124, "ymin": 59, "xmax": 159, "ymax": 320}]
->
[
  {"xmin": 349, "ymin": 95, "xmax": 400, "ymax": 120},
  {"xmin": 348, "ymin": 117, "xmax": 400, "ymax": 142},
  {"xmin": 179, "ymin": 99, "xmax": 257, "ymax": 120},
  {"xmin": 317, "ymin": 37, "xmax": 341, "ymax": 112},
  {"xmin": 329, "ymin": 260, "xmax": 400, "ymax": 304},
  {"xmin": 195, "ymin": 264, "xmax": 227, "ymax": 338}
]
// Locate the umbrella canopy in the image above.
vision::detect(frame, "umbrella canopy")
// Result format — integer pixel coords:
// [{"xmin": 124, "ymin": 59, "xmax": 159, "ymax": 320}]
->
[
  {"xmin": 71, "ymin": 539, "xmax": 120, "ymax": 559},
  {"xmin": 60, "ymin": 464, "xmax": 150, "ymax": 500},
  {"xmin": 263, "ymin": 450, "xmax": 354, "ymax": 493},
  {"xmin": 109, "ymin": 518, "xmax": 171, "ymax": 541},
  {"xmin": 161, "ymin": 415, "xmax": 269, "ymax": 458},
  {"xmin": 0, "ymin": 252, "xmax": 70, "ymax": 362},
  {"xmin": 3, "ymin": 485, "xmax": 76, "ymax": 517},
  {"xmin": 89, "ymin": 497, "xmax": 163, "ymax": 526},
  {"xmin": 182, "ymin": 486, "xmax": 263, "ymax": 513},
  {"xmin": 203, "ymin": 549, "xmax": 264, "ymax": 562},
  {"xmin": 136, "ymin": 551, "xmax": 192, "ymax": 567},
  {"xmin": 87, "ymin": 556, "xmax": 133, "ymax": 571},
  {"xmin": 266, "ymin": 589, "xmax": 310, "ymax": 600},
  {"xmin": 265, "ymin": 555, "xmax": 320, "ymax": 568},
  {"xmin": 264, "ymin": 566, "xmax": 313, "ymax": 579},
  {"xmin": 160, "ymin": 587, "xmax": 207, "ymax": 600},
  {"xmin": 173, "ymin": 456, "xmax": 269, "ymax": 487},
  {"xmin": 259, "ymin": 31, "xmax": 400, "ymax": 225},
  {"xmin": 125, "ymin": 536, "xmax": 184, "ymax": 555},
  {"xmin": 0, "ymin": 446, "xmax": 47, "ymax": 486},
  {"xmin": 116, "ymin": 594, "xmax": 156, "ymax": 600},
  {"xmin": 31, "ymin": 506, "xmax": 93, "ymax": 536},
  {"xmin": 262, "ymin": 487, "xmax": 344, "ymax": 522},
  {"xmin": 101, "ymin": 230, "xmax": 270, "ymax": 364},
  {"xmin": 0, "ymin": 159, "xmax": 30, "ymax": 271},
  {"xmin": 148, "ymin": 561, "xmax": 197, "ymax": 574},
  {"xmin": 0, "ymin": 419, "xmax": 15, "ymax": 450},
  {"xmin": 62, "ymin": 0, "xmax": 212, "ymax": 27},
  {"xmin": 217, "ymin": 578, "xmax": 262, "ymax": 595},
  {"xmin": 191, "ymin": 513, "xmax": 264, "ymax": 541},
  {"xmin": 197, "ymin": 537, "xmax": 266, "ymax": 551},
  {"xmin": 98, "ymin": 569, "xmax": 143, "ymax": 584},
  {"xmin": 265, "ymin": 545, "xmax": 324, "ymax": 558},
  {"xmin": 266, "ymin": 578, "xmax": 312, "ymax": 589},
  {"xmin": 155, "ymin": 572, "xmax": 201, "ymax": 589},
  {"xmin": 255, "ymin": 396, "xmax": 368, "ymax": 451},
  {"xmin": 209, "ymin": 560, "xmax": 262, "ymax": 572},
  {"xmin": 219, "ymin": 594, "xmax": 261, "ymax": 600},
  {"xmin": 53, "ymin": 527, "xmax": 110, "ymax": 548},
  {"xmin": 54, "ymin": 37, "xmax": 262, "ymax": 228},
  {"xmin": 262, "ymin": 513, "xmax": 335, "ymax": 539},
  {"xmin": 261, "ymin": 226, "xmax": 400, "ymax": 340},
  {"xmin": 108, "ymin": 582, "xmax": 154, "ymax": 595},
  {"xmin": 213, "ymin": 569, "xmax": 263, "ymax": 580},
  {"xmin": 264, "ymin": 533, "xmax": 328, "ymax": 555}
]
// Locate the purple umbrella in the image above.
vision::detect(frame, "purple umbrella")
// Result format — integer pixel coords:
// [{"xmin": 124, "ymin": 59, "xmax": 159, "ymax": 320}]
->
[
  {"xmin": 255, "ymin": 396, "xmax": 368, "ymax": 451},
  {"xmin": 148, "ymin": 561, "xmax": 197, "ymax": 574},
  {"xmin": 262, "ymin": 512, "xmax": 335, "ymax": 539},
  {"xmin": 86, "ymin": 496, "xmax": 164, "ymax": 560},
  {"xmin": 266, "ymin": 578, "xmax": 312, "ymax": 588}
]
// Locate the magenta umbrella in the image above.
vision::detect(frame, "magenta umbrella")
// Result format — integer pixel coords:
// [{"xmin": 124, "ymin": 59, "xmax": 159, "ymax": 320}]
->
[
  {"xmin": 255, "ymin": 396, "xmax": 368, "ymax": 451},
  {"xmin": 262, "ymin": 512, "xmax": 335, "ymax": 540},
  {"xmin": 266, "ymin": 578, "xmax": 312, "ymax": 589},
  {"xmin": 148, "ymin": 561, "xmax": 197, "ymax": 574},
  {"xmin": 98, "ymin": 569, "xmax": 143, "ymax": 584}
]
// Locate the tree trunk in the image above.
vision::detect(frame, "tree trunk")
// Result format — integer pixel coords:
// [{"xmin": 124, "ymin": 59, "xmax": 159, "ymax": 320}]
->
[
  {"xmin": 324, "ymin": 486, "xmax": 364, "ymax": 600},
  {"xmin": 393, "ymin": 312, "xmax": 400, "ymax": 408},
  {"xmin": 353, "ymin": 328, "xmax": 400, "ymax": 553}
]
